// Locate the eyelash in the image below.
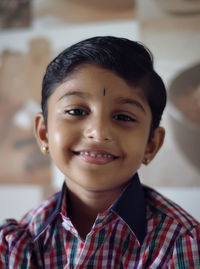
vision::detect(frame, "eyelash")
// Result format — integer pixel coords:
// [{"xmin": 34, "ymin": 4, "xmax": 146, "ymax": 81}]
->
[
  {"xmin": 66, "ymin": 108, "xmax": 89, "ymax": 116},
  {"xmin": 113, "ymin": 114, "xmax": 135, "ymax": 122},
  {"xmin": 65, "ymin": 108, "xmax": 135, "ymax": 122}
]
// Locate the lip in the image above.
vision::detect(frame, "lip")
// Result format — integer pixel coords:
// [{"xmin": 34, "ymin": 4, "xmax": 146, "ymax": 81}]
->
[{"xmin": 72, "ymin": 149, "xmax": 119, "ymax": 165}]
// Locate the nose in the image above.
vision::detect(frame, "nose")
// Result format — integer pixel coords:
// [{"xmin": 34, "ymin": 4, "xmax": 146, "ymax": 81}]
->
[{"xmin": 84, "ymin": 116, "xmax": 113, "ymax": 142}]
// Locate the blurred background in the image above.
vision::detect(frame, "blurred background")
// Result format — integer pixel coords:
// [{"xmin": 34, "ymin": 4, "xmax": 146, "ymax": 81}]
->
[{"xmin": 0, "ymin": 0, "xmax": 200, "ymax": 221}]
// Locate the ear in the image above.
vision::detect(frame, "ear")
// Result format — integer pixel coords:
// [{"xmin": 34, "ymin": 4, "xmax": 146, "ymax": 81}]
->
[
  {"xmin": 34, "ymin": 112, "xmax": 48, "ymax": 152},
  {"xmin": 143, "ymin": 127, "xmax": 165, "ymax": 165}
]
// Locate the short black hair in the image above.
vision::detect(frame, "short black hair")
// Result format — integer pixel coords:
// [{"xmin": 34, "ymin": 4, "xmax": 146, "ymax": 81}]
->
[{"xmin": 41, "ymin": 36, "xmax": 166, "ymax": 136}]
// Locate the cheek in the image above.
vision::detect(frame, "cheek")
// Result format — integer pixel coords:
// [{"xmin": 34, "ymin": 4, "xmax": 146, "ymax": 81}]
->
[
  {"xmin": 48, "ymin": 122, "xmax": 80, "ymax": 153},
  {"xmin": 49, "ymin": 125, "xmax": 64, "ymax": 147},
  {"xmin": 48, "ymin": 126, "xmax": 74, "ymax": 171},
  {"xmin": 122, "ymin": 131, "xmax": 149, "ymax": 157}
]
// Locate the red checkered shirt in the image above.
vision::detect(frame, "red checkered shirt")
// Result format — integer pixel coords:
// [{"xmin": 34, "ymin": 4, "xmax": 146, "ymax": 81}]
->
[{"xmin": 0, "ymin": 174, "xmax": 200, "ymax": 268}]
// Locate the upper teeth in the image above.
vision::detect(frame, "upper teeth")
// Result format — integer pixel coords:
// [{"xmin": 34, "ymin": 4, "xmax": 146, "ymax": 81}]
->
[{"xmin": 79, "ymin": 152, "xmax": 113, "ymax": 158}]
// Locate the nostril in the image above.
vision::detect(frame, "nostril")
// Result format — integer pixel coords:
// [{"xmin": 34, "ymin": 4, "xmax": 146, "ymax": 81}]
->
[
  {"xmin": 87, "ymin": 135, "xmax": 112, "ymax": 142},
  {"xmin": 85, "ymin": 128, "xmax": 113, "ymax": 142}
]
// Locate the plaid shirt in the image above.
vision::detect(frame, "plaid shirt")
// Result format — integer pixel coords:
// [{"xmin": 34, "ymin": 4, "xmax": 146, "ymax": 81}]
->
[{"xmin": 1, "ymin": 174, "xmax": 200, "ymax": 268}]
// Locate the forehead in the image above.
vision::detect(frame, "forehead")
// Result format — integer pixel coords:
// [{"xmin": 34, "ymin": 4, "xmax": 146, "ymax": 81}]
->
[
  {"xmin": 54, "ymin": 63, "xmax": 147, "ymax": 100},
  {"xmin": 47, "ymin": 64, "xmax": 152, "ymax": 119}
]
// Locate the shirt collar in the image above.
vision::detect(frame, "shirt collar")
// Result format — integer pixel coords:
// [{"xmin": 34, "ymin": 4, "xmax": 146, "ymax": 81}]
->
[
  {"xmin": 33, "ymin": 173, "xmax": 146, "ymax": 245},
  {"xmin": 32, "ymin": 183, "xmax": 65, "ymax": 242},
  {"xmin": 110, "ymin": 173, "xmax": 147, "ymax": 245}
]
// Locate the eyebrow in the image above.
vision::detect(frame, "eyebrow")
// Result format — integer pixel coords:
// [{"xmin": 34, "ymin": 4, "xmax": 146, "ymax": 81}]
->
[
  {"xmin": 57, "ymin": 91, "xmax": 146, "ymax": 113},
  {"xmin": 58, "ymin": 90, "xmax": 90, "ymax": 101},
  {"xmin": 115, "ymin": 97, "xmax": 146, "ymax": 113}
]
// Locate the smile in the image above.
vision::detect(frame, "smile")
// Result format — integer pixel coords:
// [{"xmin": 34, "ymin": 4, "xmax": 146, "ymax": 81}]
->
[
  {"xmin": 80, "ymin": 151, "xmax": 113, "ymax": 158},
  {"xmin": 73, "ymin": 150, "xmax": 118, "ymax": 165}
]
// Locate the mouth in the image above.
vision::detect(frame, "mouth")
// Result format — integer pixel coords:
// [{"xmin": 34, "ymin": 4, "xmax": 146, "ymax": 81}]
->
[{"xmin": 72, "ymin": 150, "xmax": 119, "ymax": 165}]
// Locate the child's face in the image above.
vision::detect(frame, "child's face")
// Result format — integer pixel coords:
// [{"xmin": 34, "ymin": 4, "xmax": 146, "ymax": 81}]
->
[{"xmin": 36, "ymin": 64, "xmax": 164, "ymax": 192}]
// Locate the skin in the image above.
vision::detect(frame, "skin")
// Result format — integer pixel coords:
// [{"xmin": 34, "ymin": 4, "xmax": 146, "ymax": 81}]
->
[{"xmin": 35, "ymin": 64, "xmax": 165, "ymax": 239}]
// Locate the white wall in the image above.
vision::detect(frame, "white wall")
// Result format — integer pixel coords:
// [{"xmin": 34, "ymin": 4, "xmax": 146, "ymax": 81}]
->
[{"xmin": 0, "ymin": 185, "xmax": 43, "ymax": 222}]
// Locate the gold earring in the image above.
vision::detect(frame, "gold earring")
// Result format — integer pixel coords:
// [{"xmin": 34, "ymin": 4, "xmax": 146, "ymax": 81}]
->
[
  {"xmin": 144, "ymin": 158, "xmax": 150, "ymax": 165},
  {"xmin": 42, "ymin": 146, "xmax": 49, "ymax": 154}
]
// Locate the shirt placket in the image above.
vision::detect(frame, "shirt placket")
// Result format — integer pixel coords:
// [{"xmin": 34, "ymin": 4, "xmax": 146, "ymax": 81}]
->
[{"xmin": 73, "ymin": 211, "xmax": 115, "ymax": 269}]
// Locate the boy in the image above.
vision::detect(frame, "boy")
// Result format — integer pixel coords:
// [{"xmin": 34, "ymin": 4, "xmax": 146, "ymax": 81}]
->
[{"xmin": 0, "ymin": 36, "xmax": 200, "ymax": 268}]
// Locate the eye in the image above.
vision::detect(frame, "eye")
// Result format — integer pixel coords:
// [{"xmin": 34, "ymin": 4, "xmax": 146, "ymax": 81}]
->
[
  {"xmin": 113, "ymin": 114, "xmax": 135, "ymax": 122},
  {"xmin": 65, "ymin": 108, "xmax": 88, "ymax": 116}
]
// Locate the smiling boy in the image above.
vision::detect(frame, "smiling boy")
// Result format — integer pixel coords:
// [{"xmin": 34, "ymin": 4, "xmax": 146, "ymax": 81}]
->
[{"xmin": 0, "ymin": 36, "xmax": 200, "ymax": 268}]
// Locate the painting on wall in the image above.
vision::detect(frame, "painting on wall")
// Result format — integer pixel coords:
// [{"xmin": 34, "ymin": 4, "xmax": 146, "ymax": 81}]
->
[
  {"xmin": 0, "ymin": 0, "xmax": 31, "ymax": 29},
  {"xmin": 1, "ymin": 0, "xmax": 199, "ymax": 187},
  {"xmin": 136, "ymin": 0, "xmax": 200, "ymax": 187},
  {"xmin": 0, "ymin": 37, "xmax": 52, "ymax": 184},
  {"xmin": 33, "ymin": 0, "xmax": 135, "ymax": 24}
]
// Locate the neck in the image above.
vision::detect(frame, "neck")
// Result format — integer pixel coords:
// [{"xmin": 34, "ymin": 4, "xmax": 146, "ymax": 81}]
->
[{"xmin": 65, "ymin": 180, "xmax": 127, "ymax": 239}]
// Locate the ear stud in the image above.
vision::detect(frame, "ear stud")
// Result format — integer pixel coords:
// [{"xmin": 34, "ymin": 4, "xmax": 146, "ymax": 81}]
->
[
  {"xmin": 143, "ymin": 158, "xmax": 150, "ymax": 165},
  {"xmin": 42, "ymin": 146, "xmax": 49, "ymax": 154}
]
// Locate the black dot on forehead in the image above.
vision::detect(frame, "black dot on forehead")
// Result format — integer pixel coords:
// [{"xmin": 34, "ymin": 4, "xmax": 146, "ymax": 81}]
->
[{"xmin": 103, "ymin": 88, "xmax": 106, "ymax": 96}]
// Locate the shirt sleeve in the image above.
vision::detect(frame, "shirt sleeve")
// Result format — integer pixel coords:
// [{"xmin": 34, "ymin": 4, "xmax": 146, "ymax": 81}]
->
[
  {"xmin": 169, "ymin": 225, "xmax": 200, "ymax": 268},
  {"xmin": 0, "ymin": 219, "xmax": 34, "ymax": 268},
  {"xmin": 0, "ymin": 219, "xmax": 17, "ymax": 267}
]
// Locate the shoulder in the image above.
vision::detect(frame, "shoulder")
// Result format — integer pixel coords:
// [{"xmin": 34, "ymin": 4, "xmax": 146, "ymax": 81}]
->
[
  {"xmin": 0, "ymin": 191, "xmax": 60, "ymax": 237},
  {"xmin": 143, "ymin": 185, "xmax": 200, "ymax": 234},
  {"xmin": 22, "ymin": 190, "xmax": 60, "ymax": 237},
  {"xmin": 0, "ymin": 191, "xmax": 60, "ymax": 262},
  {"xmin": 143, "ymin": 185, "xmax": 200, "ymax": 267}
]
